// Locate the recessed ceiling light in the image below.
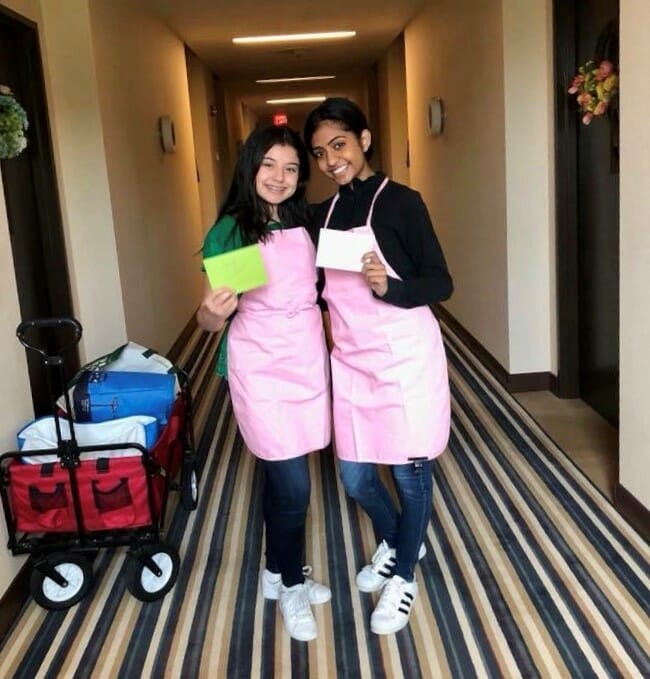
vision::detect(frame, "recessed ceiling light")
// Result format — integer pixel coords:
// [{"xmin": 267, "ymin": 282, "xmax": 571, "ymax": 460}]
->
[
  {"xmin": 266, "ymin": 96, "xmax": 327, "ymax": 105},
  {"xmin": 256, "ymin": 75, "xmax": 336, "ymax": 84},
  {"xmin": 233, "ymin": 31, "xmax": 356, "ymax": 45}
]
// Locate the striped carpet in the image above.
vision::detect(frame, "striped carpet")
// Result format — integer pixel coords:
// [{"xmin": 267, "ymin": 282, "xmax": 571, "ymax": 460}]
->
[{"xmin": 0, "ymin": 322, "xmax": 648, "ymax": 678}]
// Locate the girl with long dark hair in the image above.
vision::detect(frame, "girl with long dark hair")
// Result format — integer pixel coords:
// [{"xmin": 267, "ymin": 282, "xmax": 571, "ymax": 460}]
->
[{"xmin": 197, "ymin": 124, "xmax": 331, "ymax": 642}]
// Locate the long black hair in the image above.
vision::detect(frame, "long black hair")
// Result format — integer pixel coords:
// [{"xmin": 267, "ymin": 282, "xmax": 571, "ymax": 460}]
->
[
  {"xmin": 218, "ymin": 124, "xmax": 311, "ymax": 245},
  {"xmin": 303, "ymin": 97, "xmax": 374, "ymax": 160}
]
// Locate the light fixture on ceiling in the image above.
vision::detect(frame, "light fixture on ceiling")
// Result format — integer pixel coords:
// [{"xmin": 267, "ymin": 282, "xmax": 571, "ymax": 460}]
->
[
  {"xmin": 233, "ymin": 31, "xmax": 356, "ymax": 45},
  {"xmin": 266, "ymin": 96, "xmax": 327, "ymax": 105},
  {"xmin": 256, "ymin": 75, "xmax": 336, "ymax": 84}
]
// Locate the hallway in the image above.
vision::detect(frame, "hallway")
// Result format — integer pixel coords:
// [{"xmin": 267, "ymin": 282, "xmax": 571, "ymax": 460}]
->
[{"xmin": 0, "ymin": 323, "xmax": 646, "ymax": 678}]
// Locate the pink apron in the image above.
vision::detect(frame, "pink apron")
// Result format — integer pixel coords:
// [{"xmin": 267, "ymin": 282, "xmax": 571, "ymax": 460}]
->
[
  {"xmin": 322, "ymin": 178, "xmax": 450, "ymax": 464},
  {"xmin": 227, "ymin": 227, "xmax": 331, "ymax": 460}
]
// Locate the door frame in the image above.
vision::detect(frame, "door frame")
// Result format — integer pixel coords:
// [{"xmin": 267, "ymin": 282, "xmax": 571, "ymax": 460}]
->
[
  {"xmin": 552, "ymin": 0, "xmax": 581, "ymax": 398},
  {"xmin": 1, "ymin": 6, "xmax": 79, "ymax": 413}
]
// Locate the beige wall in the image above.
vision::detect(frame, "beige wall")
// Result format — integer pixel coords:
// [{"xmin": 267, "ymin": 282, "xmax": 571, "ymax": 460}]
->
[
  {"xmin": 619, "ymin": 0, "xmax": 650, "ymax": 507},
  {"xmin": 186, "ymin": 50, "xmax": 226, "ymax": 235},
  {"xmin": 40, "ymin": 0, "xmax": 128, "ymax": 361},
  {"xmin": 89, "ymin": 0, "xmax": 205, "ymax": 351},
  {"xmin": 502, "ymin": 0, "xmax": 556, "ymax": 374},
  {"xmin": 376, "ymin": 34, "xmax": 409, "ymax": 185},
  {"xmin": 405, "ymin": 0, "xmax": 510, "ymax": 368},
  {"xmin": 404, "ymin": 0, "xmax": 555, "ymax": 375}
]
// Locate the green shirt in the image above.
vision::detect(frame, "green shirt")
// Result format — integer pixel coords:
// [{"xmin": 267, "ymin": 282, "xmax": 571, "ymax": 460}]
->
[{"xmin": 202, "ymin": 215, "xmax": 282, "ymax": 377}]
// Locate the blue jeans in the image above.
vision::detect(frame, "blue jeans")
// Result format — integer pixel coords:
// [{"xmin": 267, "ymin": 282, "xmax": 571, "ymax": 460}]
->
[
  {"xmin": 339, "ymin": 459, "xmax": 433, "ymax": 582},
  {"xmin": 260, "ymin": 455, "xmax": 311, "ymax": 587}
]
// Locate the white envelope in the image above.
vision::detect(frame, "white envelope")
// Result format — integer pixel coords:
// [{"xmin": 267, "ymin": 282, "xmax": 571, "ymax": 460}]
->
[{"xmin": 316, "ymin": 229, "xmax": 374, "ymax": 272}]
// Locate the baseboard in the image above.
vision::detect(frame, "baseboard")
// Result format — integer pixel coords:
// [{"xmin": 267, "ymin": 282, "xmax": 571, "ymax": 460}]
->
[
  {"xmin": 615, "ymin": 484, "xmax": 650, "ymax": 543},
  {"xmin": 0, "ymin": 561, "xmax": 29, "ymax": 646},
  {"xmin": 433, "ymin": 305, "xmax": 555, "ymax": 393}
]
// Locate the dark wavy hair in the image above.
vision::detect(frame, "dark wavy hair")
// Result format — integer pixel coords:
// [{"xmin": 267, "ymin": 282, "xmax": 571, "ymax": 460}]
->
[
  {"xmin": 219, "ymin": 124, "xmax": 311, "ymax": 245},
  {"xmin": 303, "ymin": 97, "xmax": 374, "ymax": 160}
]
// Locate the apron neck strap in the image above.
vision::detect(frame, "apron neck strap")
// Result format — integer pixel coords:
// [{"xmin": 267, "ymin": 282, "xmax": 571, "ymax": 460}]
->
[
  {"xmin": 322, "ymin": 193, "xmax": 340, "ymax": 229},
  {"xmin": 366, "ymin": 176, "xmax": 389, "ymax": 225},
  {"xmin": 322, "ymin": 175, "xmax": 389, "ymax": 229}
]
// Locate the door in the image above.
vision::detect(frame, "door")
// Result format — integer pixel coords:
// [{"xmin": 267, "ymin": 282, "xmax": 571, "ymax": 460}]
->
[
  {"xmin": 554, "ymin": 0, "xmax": 619, "ymax": 426},
  {"xmin": 576, "ymin": 2, "xmax": 619, "ymax": 425},
  {"xmin": 0, "ymin": 9, "xmax": 79, "ymax": 415}
]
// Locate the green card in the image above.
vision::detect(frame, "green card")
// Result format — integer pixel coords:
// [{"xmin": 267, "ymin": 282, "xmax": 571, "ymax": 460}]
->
[{"xmin": 203, "ymin": 244, "xmax": 268, "ymax": 293}]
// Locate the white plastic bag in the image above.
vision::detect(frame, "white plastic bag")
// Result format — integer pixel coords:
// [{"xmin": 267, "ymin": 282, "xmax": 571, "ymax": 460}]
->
[{"xmin": 17, "ymin": 415, "xmax": 160, "ymax": 464}]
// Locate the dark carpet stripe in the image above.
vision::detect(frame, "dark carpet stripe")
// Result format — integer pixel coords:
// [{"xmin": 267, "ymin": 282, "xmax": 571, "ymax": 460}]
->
[
  {"xmin": 417, "ymin": 523, "xmax": 477, "ymax": 679},
  {"xmin": 178, "ymin": 433, "xmax": 245, "ymax": 676},
  {"xmin": 445, "ymin": 333, "xmax": 650, "ymax": 669},
  {"xmin": 319, "ymin": 449, "xmax": 364, "ymax": 679},
  {"xmin": 146, "ymin": 397, "xmax": 237, "ymax": 678},
  {"xmin": 116, "ymin": 341, "xmax": 229, "ymax": 678},
  {"xmin": 449, "ymin": 413, "xmax": 610, "ymax": 676},
  {"xmin": 449, "ymin": 373, "xmax": 650, "ymax": 672},
  {"xmin": 227, "ymin": 461, "xmax": 265, "ymax": 678},
  {"xmin": 433, "ymin": 463, "xmax": 540, "ymax": 678},
  {"xmin": 428, "ymin": 467, "xmax": 504, "ymax": 679},
  {"xmin": 14, "ymin": 550, "xmax": 115, "ymax": 679},
  {"xmin": 444, "ymin": 329, "xmax": 649, "ymax": 578},
  {"xmin": 260, "ymin": 600, "xmax": 276, "ymax": 679}
]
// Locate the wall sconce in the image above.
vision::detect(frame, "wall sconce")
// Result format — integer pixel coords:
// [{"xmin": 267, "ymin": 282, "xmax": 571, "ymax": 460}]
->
[
  {"xmin": 158, "ymin": 115, "xmax": 176, "ymax": 153},
  {"xmin": 428, "ymin": 97, "xmax": 444, "ymax": 136}
]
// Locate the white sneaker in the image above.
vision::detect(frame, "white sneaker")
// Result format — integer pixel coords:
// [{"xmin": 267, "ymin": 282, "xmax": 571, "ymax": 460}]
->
[
  {"xmin": 262, "ymin": 566, "xmax": 332, "ymax": 604},
  {"xmin": 356, "ymin": 540, "xmax": 427, "ymax": 592},
  {"xmin": 279, "ymin": 583, "xmax": 317, "ymax": 642},
  {"xmin": 370, "ymin": 575, "xmax": 418, "ymax": 635}
]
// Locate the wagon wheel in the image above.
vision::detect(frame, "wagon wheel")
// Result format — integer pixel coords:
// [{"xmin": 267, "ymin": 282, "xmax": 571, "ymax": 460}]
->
[
  {"xmin": 180, "ymin": 453, "xmax": 199, "ymax": 510},
  {"xmin": 126, "ymin": 543, "xmax": 179, "ymax": 602},
  {"xmin": 30, "ymin": 552, "xmax": 93, "ymax": 610}
]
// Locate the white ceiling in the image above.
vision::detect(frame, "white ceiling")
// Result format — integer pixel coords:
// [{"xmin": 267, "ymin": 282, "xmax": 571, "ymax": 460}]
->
[{"xmin": 140, "ymin": 0, "xmax": 424, "ymax": 116}]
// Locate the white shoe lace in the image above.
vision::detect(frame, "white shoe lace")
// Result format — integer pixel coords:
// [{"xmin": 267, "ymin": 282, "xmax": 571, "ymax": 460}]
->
[
  {"xmin": 376, "ymin": 577, "xmax": 409, "ymax": 615},
  {"xmin": 283, "ymin": 586, "xmax": 313, "ymax": 624}
]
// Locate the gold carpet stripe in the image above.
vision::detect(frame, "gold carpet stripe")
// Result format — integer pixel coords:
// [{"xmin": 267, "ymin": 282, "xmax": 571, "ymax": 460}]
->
[
  {"xmin": 53, "ymin": 551, "xmax": 126, "ymax": 678},
  {"xmin": 164, "ymin": 414, "xmax": 240, "ymax": 677},
  {"xmin": 445, "ymin": 334, "xmax": 648, "ymax": 555},
  {"xmin": 249, "ymin": 566, "xmax": 266, "ymax": 679},
  {"xmin": 306, "ymin": 452, "xmax": 335, "ymax": 677},
  {"xmin": 92, "ymin": 595, "xmax": 140, "ymax": 678},
  {"xmin": 443, "ymin": 424, "xmax": 566, "ymax": 677},
  {"xmin": 434, "ymin": 491, "xmax": 522, "ymax": 678},
  {"xmin": 450, "ymin": 358, "xmax": 650, "ymax": 647},
  {"xmin": 0, "ymin": 603, "xmax": 46, "ymax": 673},
  {"xmin": 474, "ymin": 401, "xmax": 650, "ymax": 661},
  {"xmin": 453, "ymin": 396, "xmax": 641, "ymax": 676},
  {"xmin": 409, "ymin": 601, "xmax": 448, "ymax": 679},
  {"xmin": 448, "ymin": 356, "xmax": 650, "ymax": 591},
  {"xmin": 450, "ymin": 406, "xmax": 614, "ymax": 678},
  {"xmin": 426, "ymin": 520, "xmax": 487, "ymax": 675},
  {"xmin": 139, "ymin": 379, "xmax": 231, "ymax": 676},
  {"xmin": 203, "ymin": 447, "xmax": 256, "ymax": 674},
  {"xmin": 330, "ymin": 452, "xmax": 375, "ymax": 677}
]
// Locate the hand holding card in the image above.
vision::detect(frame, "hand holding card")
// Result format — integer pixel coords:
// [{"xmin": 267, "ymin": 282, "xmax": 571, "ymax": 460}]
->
[{"xmin": 203, "ymin": 244, "xmax": 268, "ymax": 293}]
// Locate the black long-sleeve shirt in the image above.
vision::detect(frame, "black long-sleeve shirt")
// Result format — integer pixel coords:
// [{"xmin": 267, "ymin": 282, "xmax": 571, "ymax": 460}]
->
[{"xmin": 310, "ymin": 173, "xmax": 453, "ymax": 308}]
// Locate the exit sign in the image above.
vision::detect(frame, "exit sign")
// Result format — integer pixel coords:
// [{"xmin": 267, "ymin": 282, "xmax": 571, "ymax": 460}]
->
[{"xmin": 273, "ymin": 113, "xmax": 288, "ymax": 126}]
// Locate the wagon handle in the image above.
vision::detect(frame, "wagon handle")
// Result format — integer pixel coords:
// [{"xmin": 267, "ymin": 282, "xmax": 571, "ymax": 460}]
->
[{"xmin": 16, "ymin": 317, "xmax": 82, "ymax": 358}]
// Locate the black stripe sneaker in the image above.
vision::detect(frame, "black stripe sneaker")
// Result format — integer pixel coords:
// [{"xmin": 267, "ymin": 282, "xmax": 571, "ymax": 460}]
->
[
  {"xmin": 356, "ymin": 540, "xmax": 427, "ymax": 592},
  {"xmin": 370, "ymin": 575, "xmax": 418, "ymax": 635}
]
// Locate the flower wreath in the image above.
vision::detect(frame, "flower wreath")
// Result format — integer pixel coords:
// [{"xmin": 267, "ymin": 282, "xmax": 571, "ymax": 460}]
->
[
  {"xmin": 568, "ymin": 59, "xmax": 619, "ymax": 125},
  {"xmin": 0, "ymin": 85, "xmax": 29, "ymax": 160}
]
